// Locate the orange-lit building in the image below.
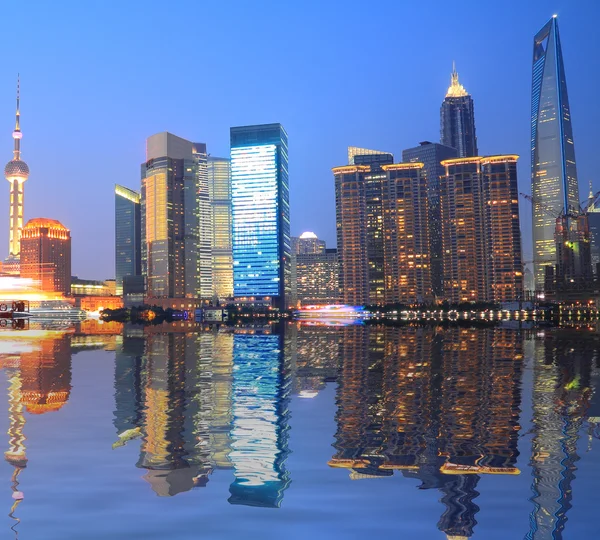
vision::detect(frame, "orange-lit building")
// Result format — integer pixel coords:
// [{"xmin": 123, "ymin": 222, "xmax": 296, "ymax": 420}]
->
[
  {"xmin": 382, "ymin": 163, "xmax": 432, "ymax": 304},
  {"xmin": 20, "ymin": 218, "xmax": 71, "ymax": 295},
  {"xmin": 440, "ymin": 156, "xmax": 523, "ymax": 303},
  {"xmin": 76, "ymin": 296, "xmax": 123, "ymax": 312}
]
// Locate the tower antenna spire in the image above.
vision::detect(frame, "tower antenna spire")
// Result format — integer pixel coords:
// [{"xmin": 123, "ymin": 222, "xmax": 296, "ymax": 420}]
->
[{"xmin": 15, "ymin": 74, "xmax": 20, "ymax": 132}]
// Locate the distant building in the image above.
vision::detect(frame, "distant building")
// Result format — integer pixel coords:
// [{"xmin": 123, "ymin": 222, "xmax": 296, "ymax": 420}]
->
[
  {"xmin": 71, "ymin": 277, "xmax": 116, "ymax": 297},
  {"xmin": 382, "ymin": 163, "xmax": 432, "ymax": 304},
  {"xmin": 231, "ymin": 124, "xmax": 290, "ymax": 310},
  {"xmin": 207, "ymin": 156, "xmax": 233, "ymax": 301},
  {"xmin": 20, "ymin": 218, "xmax": 71, "ymax": 295},
  {"xmin": 141, "ymin": 132, "xmax": 212, "ymax": 301},
  {"xmin": 531, "ymin": 16, "xmax": 580, "ymax": 287},
  {"xmin": 440, "ymin": 156, "xmax": 523, "ymax": 304},
  {"xmin": 295, "ymin": 249, "xmax": 340, "ymax": 306},
  {"xmin": 115, "ymin": 185, "xmax": 141, "ymax": 296},
  {"xmin": 291, "ymin": 232, "xmax": 325, "ymax": 255},
  {"xmin": 588, "ymin": 194, "xmax": 600, "ymax": 274},
  {"xmin": 440, "ymin": 65, "xmax": 478, "ymax": 158},
  {"xmin": 347, "ymin": 146, "xmax": 392, "ymax": 165},
  {"xmin": 554, "ymin": 214, "xmax": 592, "ymax": 287},
  {"xmin": 402, "ymin": 141, "xmax": 457, "ymax": 297}
]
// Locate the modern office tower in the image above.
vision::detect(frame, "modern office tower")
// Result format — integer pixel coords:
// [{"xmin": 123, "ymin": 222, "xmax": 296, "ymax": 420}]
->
[
  {"xmin": 347, "ymin": 146, "xmax": 392, "ymax": 165},
  {"xmin": 4, "ymin": 77, "xmax": 29, "ymax": 274},
  {"xmin": 194, "ymin": 143, "xmax": 213, "ymax": 300},
  {"xmin": 531, "ymin": 16, "xmax": 580, "ymax": 287},
  {"xmin": 587, "ymin": 189, "xmax": 600, "ymax": 273},
  {"xmin": 115, "ymin": 185, "xmax": 142, "ymax": 296},
  {"xmin": 207, "ymin": 156, "xmax": 233, "ymax": 300},
  {"xmin": 402, "ymin": 142, "xmax": 458, "ymax": 296},
  {"xmin": 440, "ymin": 65, "xmax": 478, "ymax": 158},
  {"xmin": 229, "ymin": 330, "xmax": 290, "ymax": 507},
  {"xmin": 382, "ymin": 163, "xmax": 432, "ymax": 304},
  {"xmin": 291, "ymin": 231, "xmax": 326, "ymax": 255},
  {"xmin": 230, "ymin": 124, "xmax": 290, "ymax": 309},
  {"xmin": 295, "ymin": 249, "xmax": 340, "ymax": 306},
  {"xmin": 20, "ymin": 218, "xmax": 71, "ymax": 295},
  {"xmin": 141, "ymin": 132, "xmax": 211, "ymax": 302},
  {"xmin": 440, "ymin": 156, "xmax": 523, "ymax": 303}
]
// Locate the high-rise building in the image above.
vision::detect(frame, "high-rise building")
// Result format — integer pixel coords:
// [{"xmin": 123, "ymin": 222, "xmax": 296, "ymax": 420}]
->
[
  {"xmin": 20, "ymin": 218, "xmax": 71, "ymax": 295},
  {"xmin": 291, "ymin": 232, "xmax": 326, "ymax": 255},
  {"xmin": 382, "ymin": 163, "xmax": 432, "ymax": 304},
  {"xmin": 347, "ymin": 146, "xmax": 391, "ymax": 165},
  {"xmin": 4, "ymin": 77, "xmax": 29, "ymax": 274},
  {"xmin": 587, "ymin": 188, "xmax": 600, "ymax": 274},
  {"xmin": 141, "ymin": 132, "xmax": 211, "ymax": 302},
  {"xmin": 207, "ymin": 156, "xmax": 233, "ymax": 300},
  {"xmin": 440, "ymin": 65, "xmax": 478, "ymax": 158},
  {"xmin": 230, "ymin": 124, "xmax": 290, "ymax": 310},
  {"xmin": 531, "ymin": 16, "xmax": 580, "ymax": 287},
  {"xmin": 402, "ymin": 142, "xmax": 458, "ymax": 297},
  {"xmin": 554, "ymin": 213, "xmax": 592, "ymax": 287},
  {"xmin": 115, "ymin": 185, "xmax": 141, "ymax": 296},
  {"xmin": 294, "ymin": 249, "xmax": 340, "ymax": 306},
  {"xmin": 440, "ymin": 156, "xmax": 523, "ymax": 304}
]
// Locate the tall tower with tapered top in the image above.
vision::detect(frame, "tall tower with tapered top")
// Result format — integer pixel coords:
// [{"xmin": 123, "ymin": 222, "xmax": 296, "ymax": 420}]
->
[{"xmin": 4, "ymin": 76, "xmax": 29, "ymax": 272}]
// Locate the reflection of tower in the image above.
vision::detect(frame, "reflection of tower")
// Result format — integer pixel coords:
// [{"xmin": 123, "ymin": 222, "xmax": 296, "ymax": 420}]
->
[
  {"xmin": 4, "ymin": 76, "xmax": 29, "ymax": 269},
  {"xmin": 526, "ymin": 332, "xmax": 593, "ymax": 539},
  {"xmin": 228, "ymin": 330, "xmax": 291, "ymax": 507},
  {"xmin": 113, "ymin": 329, "xmax": 144, "ymax": 435}
]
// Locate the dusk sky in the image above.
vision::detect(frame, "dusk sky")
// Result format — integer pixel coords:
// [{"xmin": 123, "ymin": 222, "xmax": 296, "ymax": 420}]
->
[{"xmin": 0, "ymin": 0, "xmax": 598, "ymax": 280}]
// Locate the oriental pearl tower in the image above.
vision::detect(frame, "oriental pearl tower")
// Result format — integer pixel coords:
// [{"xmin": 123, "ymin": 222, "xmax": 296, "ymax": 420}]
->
[{"xmin": 4, "ymin": 76, "xmax": 29, "ymax": 274}]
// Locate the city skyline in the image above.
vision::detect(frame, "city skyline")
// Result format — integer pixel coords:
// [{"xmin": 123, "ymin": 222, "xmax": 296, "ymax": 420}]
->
[{"xmin": 0, "ymin": 2, "xmax": 597, "ymax": 280}]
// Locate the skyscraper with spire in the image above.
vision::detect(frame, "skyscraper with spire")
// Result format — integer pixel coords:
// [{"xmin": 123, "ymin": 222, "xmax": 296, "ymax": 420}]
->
[
  {"xmin": 4, "ymin": 76, "xmax": 29, "ymax": 273},
  {"xmin": 531, "ymin": 16, "xmax": 580, "ymax": 287},
  {"xmin": 440, "ymin": 64, "xmax": 478, "ymax": 158}
]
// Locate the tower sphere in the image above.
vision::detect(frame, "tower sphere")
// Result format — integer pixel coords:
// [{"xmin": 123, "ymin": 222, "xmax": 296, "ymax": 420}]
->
[{"xmin": 5, "ymin": 159, "xmax": 29, "ymax": 181}]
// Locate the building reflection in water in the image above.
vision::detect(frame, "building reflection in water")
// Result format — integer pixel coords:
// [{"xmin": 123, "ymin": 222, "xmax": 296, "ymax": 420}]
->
[{"xmin": 0, "ymin": 321, "xmax": 118, "ymax": 537}]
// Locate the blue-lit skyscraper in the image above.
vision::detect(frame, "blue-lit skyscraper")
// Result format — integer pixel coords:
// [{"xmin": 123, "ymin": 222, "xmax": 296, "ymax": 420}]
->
[
  {"xmin": 531, "ymin": 16, "xmax": 579, "ymax": 287},
  {"xmin": 115, "ymin": 185, "xmax": 142, "ymax": 296},
  {"xmin": 231, "ymin": 124, "xmax": 290, "ymax": 310}
]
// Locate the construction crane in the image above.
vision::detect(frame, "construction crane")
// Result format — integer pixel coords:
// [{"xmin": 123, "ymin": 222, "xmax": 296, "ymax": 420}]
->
[{"xmin": 519, "ymin": 192, "xmax": 562, "ymax": 219}]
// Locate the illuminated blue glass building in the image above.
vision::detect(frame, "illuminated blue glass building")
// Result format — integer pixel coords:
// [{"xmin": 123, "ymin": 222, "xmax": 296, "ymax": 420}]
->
[
  {"xmin": 531, "ymin": 16, "xmax": 579, "ymax": 287},
  {"xmin": 231, "ymin": 124, "xmax": 291, "ymax": 309}
]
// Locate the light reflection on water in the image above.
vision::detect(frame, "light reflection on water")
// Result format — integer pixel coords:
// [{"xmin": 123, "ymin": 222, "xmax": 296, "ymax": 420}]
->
[{"xmin": 0, "ymin": 320, "xmax": 599, "ymax": 539}]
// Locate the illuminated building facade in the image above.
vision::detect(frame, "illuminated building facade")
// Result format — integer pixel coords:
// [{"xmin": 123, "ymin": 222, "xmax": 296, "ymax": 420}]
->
[
  {"xmin": 441, "ymin": 156, "xmax": 523, "ymax": 303},
  {"xmin": 115, "ymin": 185, "xmax": 142, "ymax": 296},
  {"xmin": 291, "ymin": 231, "xmax": 325, "ymax": 255},
  {"xmin": 231, "ymin": 124, "xmax": 290, "ymax": 310},
  {"xmin": 531, "ymin": 16, "xmax": 580, "ymax": 287},
  {"xmin": 71, "ymin": 277, "xmax": 116, "ymax": 297},
  {"xmin": 294, "ymin": 249, "xmax": 340, "ymax": 306},
  {"xmin": 20, "ymin": 218, "xmax": 71, "ymax": 295},
  {"xmin": 382, "ymin": 163, "xmax": 432, "ymax": 304},
  {"xmin": 141, "ymin": 132, "xmax": 212, "ymax": 300},
  {"xmin": 4, "ymin": 77, "xmax": 29, "ymax": 273},
  {"xmin": 402, "ymin": 141, "xmax": 457, "ymax": 297},
  {"xmin": 347, "ymin": 146, "xmax": 390, "ymax": 165},
  {"xmin": 333, "ymin": 150, "xmax": 394, "ymax": 306},
  {"xmin": 587, "ymin": 191, "xmax": 600, "ymax": 273},
  {"xmin": 440, "ymin": 65, "xmax": 478, "ymax": 158},
  {"xmin": 207, "ymin": 156, "xmax": 233, "ymax": 300},
  {"xmin": 554, "ymin": 213, "xmax": 592, "ymax": 287}
]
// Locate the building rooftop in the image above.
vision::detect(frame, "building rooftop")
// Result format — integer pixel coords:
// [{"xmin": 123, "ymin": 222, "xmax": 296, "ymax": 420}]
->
[{"xmin": 23, "ymin": 218, "xmax": 69, "ymax": 231}]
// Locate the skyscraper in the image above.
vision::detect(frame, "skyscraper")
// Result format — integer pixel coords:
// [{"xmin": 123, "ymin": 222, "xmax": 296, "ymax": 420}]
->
[
  {"xmin": 294, "ymin": 249, "xmax": 340, "ymax": 306},
  {"xmin": 531, "ymin": 16, "xmax": 579, "ymax": 287},
  {"xmin": 207, "ymin": 156, "xmax": 233, "ymax": 300},
  {"xmin": 4, "ymin": 77, "xmax": 29, "ymax": 274},
  {"xmin": 382, "ymin": 163, "xmax": 432, "ymax": 304},
  {"xmin": 440, "ymin": 65, "xmax": 478, "ymax": 158},
  {"xmin": 115, "ymin": 185, "xmax": 142, "ymax": 296},
  {"xmin": 20, "ymin": 218, "xmax": 71, "ymax": 295},
  {"xmin": 402, "ymin": 142, "xmax": 458, "ymax": 296},
  {"xmin": 440, "ymin": 156, "xmax": 523, "ymax": 304},
  {"xmin": 230, "ymin": 124, "xmax": 290, "ymax": 310},
  {"xmin": 141, "ymin": 132, "xmax": 211, "ymax": 303},
  {"xmin": 291, "ymin": 232, "xmax": 326, "ymax": 255}
]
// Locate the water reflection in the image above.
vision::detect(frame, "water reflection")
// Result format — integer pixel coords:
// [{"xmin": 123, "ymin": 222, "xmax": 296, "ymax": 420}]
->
[{"xmin": 0, "ymin": 320, "xmax": 599, "ymax": 538}]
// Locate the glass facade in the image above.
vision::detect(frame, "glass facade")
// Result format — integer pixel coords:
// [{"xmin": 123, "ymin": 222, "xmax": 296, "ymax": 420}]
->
[
  {"xmin": 531, "ymin": 16, "xmax": 579, "ymax": 287},
  {"xmin": 231, "ymin": 124, "xmax": 290, "ymax": 309},
  {"xmin": 208, "ymin": 156, "xmax": 233, "ymax": 300},
  {"xmin": 141, "ymin": 132, "xmax": 204, "ymax": 299},
  {"xmin": 114, "ymin": 185, "xmax": 141, "ymax": 296}
]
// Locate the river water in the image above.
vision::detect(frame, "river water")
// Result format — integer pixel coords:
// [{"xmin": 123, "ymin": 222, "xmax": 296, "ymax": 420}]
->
[{"xmin": 0, "ymin": 320, "xmax": 598, "ymax": 539}]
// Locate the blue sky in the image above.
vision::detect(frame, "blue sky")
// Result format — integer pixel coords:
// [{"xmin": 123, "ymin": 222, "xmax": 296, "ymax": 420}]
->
[{"xmin": 0, "ymin": 0, "xmax": 598, "ymax": 279}]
